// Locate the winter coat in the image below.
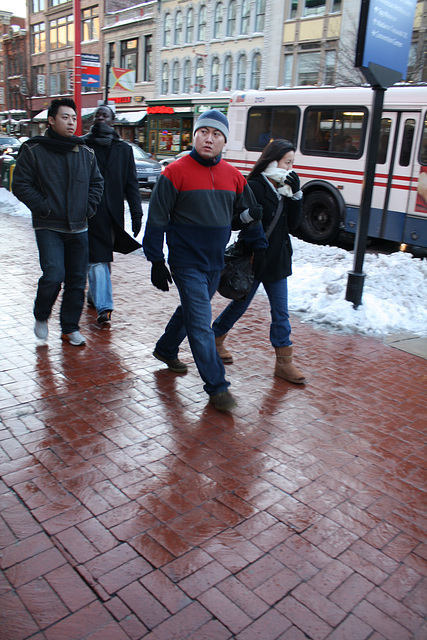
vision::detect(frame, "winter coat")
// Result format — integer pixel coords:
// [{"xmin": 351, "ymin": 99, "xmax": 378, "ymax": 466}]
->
[
  {"xmin": 143, "ymin": 150, "xmax": 267, "ymax": 271},
  {"xmin": 248, "ymin": 173, "xmax": 303, "ymax": 281},
  {"xmin": 81, "ymin": 136, "xmax": 143, "ymax": 263},
  {"xmin": 12, "ymin": 139, "xmax": 104, "ymax": 232}
]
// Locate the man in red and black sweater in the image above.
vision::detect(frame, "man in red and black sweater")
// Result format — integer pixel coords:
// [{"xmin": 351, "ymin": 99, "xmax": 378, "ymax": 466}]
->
[{"xmin": 143, "ymin": 110, "xmax": 267, "ymax": 411}]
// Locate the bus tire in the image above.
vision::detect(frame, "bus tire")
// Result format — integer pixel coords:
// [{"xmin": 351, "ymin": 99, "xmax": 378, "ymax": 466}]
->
[{"xmin": 298, "ymin": 191, "xmax": 341, "ymax": 245}]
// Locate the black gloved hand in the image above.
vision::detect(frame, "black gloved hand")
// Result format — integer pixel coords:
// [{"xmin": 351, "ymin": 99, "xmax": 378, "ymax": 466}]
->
[
  {"xmin": 240, "ymin": 204, "xmax": 263, "ymax": 225},
  {"xmin": 151, "ymin": 261, "xmax": 172, "ymax": 291},
  {"xmin": 284, "ymin": 171, "xmax": 300, "ymax": 194},
  {"xmin": 252, "ymin": 249, "xmax": 267, "ymax": 279},
  {"xmin": 132, "ymin": 215, "xmax": 142, "ymax": 237}
]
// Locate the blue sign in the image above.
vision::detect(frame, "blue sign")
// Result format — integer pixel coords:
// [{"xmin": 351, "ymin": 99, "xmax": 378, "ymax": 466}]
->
[
  {"xmin": 360, "ymin": 0, "xmax": 417, "ymax": 77},
  {"xmin": 81, "ymin": 53, "xmax": 100, "ymax": 89}
]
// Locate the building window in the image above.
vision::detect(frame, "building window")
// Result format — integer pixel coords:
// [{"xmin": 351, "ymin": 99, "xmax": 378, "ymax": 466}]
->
[
  {"xmin": 31, "ymin": 0, "xmax": 45, "ymax": 12},
  {"xmin": 186, "ymin": 8, "xmax": 194, "ymax": 43},
  {"xmin": 237, "ymin": 54, "xmax": 246, "ymax": 90},
  {"xmin": 164, "ymin": 14, "xmax": 171, "ymax": 47},
  {"xmin": 331, "ymin": 0, "xmax": 341, "ymax": 12},
  {"xmin": 223, "ymin": 55, "xmax": 233, "ymax": 90},
  {"xmin": 175, "ymin": 11, "xmax": 183, "ymax": 46},
  {"xmin": 121, "ymin": 38, "xmax": 138, "ymax": 78},
  {"xmin": 172, "ymin": 61, "xmax": 179, "ymax": 93},
  {"xmin": 227, "ymin": 1, "xmax": 236, "ymax": 36},
  {"xmin": 82, "ymin": 6, "xmax": 98, "ymax": 42},
  {"xmin": 214, "ymin": 3, "xmax": 223, "ymax": 39},
  {"xmin": 32, "ymin": 64, "xmax": 45, "ymax": 94},
  {"xmin": 241, "ymin": 0, "xmax": 250, "ymax": 35},
  {"xmin": 303, "ymin": 0, "xmax": 326, "ymax": 17},
  {"xmin": 255, "ymin": 0, "xmax": 265, "ymax": 32},
  {"xmin": 195, "ymin": 58, "xmax": 204, "ymax": 92},
  {"xmin": 283, "ymin": 54, "xmax": 293, "ymax": 86},
  {"xmin": 50, "ymin": 59, "xmax": 72, "ymax": 94},
  {"xmin": 144, "ymin": 35, "xmax": 152, "ymax": 82},
  {"xmin": 108, "ymin": 42, "xmax": 115, "ymax": 66},
  {"xmin": 297, "ymin": 51, "xmax": 320, "ymax": 85},
  {"xmin": 198, "ymin": 5, "xmax": 207, "ymax": 41},
  {"xmin": 211, "ymin": 57, "xmax": 219, "ymax": 91},
  {"xmin": 31, "ymin": 22, "xmax": 45, "ymax": 54},
  {"xmin": 49, "ymin": 15, "xmax": 73, "ymax": 50},
  {"xmin": 323, "ymin": 50, "xmax": 336, "ymax": 85},
  {"xmin": 289, "ymin": 0, "xmax": 298, "ymax": 19},
  {"xmin": 183, "ymin": 60, "xmax": 191, "ymax": 92},
  {"xmin": 162, "ymin": 62, "xmax": 169, "ymax": 93},
  {"xmin": 251, "ymin": 53, "xmax": 261, "ymax": 89},
  {"xmin": 48, "ymin": 0, "xmax": 68, "ymax": 7}
]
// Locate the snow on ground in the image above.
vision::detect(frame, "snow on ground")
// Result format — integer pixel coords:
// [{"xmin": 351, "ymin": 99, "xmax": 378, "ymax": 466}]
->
[{"xmin": 1, "ymin": 187, "xmax": 426, "ymax": 337}]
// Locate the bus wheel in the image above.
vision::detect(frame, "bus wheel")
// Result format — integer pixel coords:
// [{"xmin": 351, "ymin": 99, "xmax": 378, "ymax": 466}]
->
[{"xmin": 298, "ymin": 191, "xmax": 341, "ymax": 245}]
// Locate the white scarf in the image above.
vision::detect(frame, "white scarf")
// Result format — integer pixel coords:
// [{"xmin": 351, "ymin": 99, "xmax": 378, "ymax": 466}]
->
[{"xmin": 262, "ymin": 161, "xmax": 293, "ymax": 197}]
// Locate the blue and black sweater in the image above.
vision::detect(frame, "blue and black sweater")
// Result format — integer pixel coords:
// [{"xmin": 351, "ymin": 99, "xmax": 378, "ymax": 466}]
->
[{"xmin": 143, "ymin": 149, "xmax": 267, "ymax": 271}]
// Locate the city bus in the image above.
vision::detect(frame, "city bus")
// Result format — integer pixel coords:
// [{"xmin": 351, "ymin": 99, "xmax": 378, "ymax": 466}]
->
[{"xmin": 223, "ymin": 85, "xmax": 427, "ymax": 249}]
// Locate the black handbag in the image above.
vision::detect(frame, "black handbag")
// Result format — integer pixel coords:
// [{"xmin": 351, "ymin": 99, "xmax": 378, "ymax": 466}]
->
[{"xmin": 218, "ymin": 197, "xmax": 284, "ymax": 302}]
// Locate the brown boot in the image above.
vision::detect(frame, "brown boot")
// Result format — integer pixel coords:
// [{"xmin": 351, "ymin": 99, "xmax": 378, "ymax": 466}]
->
[
  {"xmin": 274, "ymin": 346, "xmax": 306, "ymax": 384},
  {"xmin": 215, "ymin": 333, "xmax": 233, "ymax": 364}
]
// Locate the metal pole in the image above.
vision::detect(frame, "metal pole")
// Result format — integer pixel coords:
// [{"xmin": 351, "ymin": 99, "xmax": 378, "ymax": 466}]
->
[
  {"xmin": 104, "ymin": 62, "xmax": 110, "ymax": 105},
  {"xmin": 345, "ymin": 86, "xmax": 386, "ymax": 308},
  {"xmin": 73, "ymin": 0, "xmax": 82, "ymax": 135}
]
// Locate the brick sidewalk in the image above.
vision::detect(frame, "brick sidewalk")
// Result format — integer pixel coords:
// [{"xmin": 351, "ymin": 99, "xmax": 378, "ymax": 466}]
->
[{"xmin": 1, "ymin": 210, "xmax": 426, "ymax": 639}]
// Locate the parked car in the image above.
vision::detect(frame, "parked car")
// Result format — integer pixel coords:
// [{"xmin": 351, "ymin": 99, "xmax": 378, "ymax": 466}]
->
[
  {"xmin": 159, "ymin": 149, "xmax": 192, "ymax": 168},
  {"xmin": 0, "ymin": 135, "xmax": 21, "ymax": 158},
  {"xmin": 127, "ymin": 142, "xmax": 162, "ymax": 190}
]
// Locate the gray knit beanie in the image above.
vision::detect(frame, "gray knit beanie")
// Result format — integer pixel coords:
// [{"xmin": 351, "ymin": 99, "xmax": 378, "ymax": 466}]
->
[{"xmin": 193, "ymin": 109, "xmax": 229, "ymax": 142}]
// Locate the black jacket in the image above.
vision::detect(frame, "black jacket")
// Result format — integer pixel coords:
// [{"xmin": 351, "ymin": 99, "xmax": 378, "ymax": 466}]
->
[
  {"xmin": 248, "ymin": 174, "xmax": 303, "ymax": 281},
  {"xmin": 82, "ymin": 135, "xmax": 142, "ymax": 262},
  {"xmin": 12, "ymin": 138, "xmax": 104, "ymax": 232}
]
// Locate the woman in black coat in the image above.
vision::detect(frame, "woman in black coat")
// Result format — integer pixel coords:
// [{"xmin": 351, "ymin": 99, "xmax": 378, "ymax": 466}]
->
[
  {"xmin": 212, "ymin": 139, "xmax": 306, "ymax": 383},
  {"xmin": 83, "ymin": 105, "xmax": 143, "ymax": 325}
]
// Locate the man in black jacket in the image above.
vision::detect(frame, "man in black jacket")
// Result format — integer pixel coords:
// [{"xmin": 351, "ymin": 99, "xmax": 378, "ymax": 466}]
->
[
  {"xmin": 82, "ymin": 105, "xmax": 143, "ymax": 326},
  {"xmin": 12, "ymin": 98, "xmax": 104, "ymax": 346}
]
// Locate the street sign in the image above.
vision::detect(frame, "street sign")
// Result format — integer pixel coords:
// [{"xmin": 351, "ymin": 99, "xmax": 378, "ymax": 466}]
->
[{"xmin": 356, "ymin": 0, "xmax": 417, "ymax": 87}]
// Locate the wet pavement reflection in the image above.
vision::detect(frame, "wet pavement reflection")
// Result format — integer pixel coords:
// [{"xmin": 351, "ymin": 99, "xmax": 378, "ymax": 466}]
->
[{"xmin": 0, "ymin": 211, "xmax": 426, "ymax": 639}]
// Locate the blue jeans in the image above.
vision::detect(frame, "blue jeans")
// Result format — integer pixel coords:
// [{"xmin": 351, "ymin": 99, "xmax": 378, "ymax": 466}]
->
[
  {"xmin": 87, "ymin": 262, "xmax": 113, "ymax": 313},
  {"xmin": 213, "ymin": 278, "xmax": 292, "ymax": 348},
  {"xmin": 34, "ymin": 229, "xmax": 88, "ymax": 334},
  {"xmin": 156, "ymin": 266, "xmax": 229, "ymax": 397}
]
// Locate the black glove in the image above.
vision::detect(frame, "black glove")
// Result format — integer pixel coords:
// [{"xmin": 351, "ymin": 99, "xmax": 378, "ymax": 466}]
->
[
  {"xmin": 284, "ymin": 171, "xmax": 300, "ymax": 194},
  {"xmin": 252, "ymin": 249, "xmax": 267, "ymax": 279},
  {"xmin": 151, "ymin": 261, "xmax": 172, "ymax": 291},
  {"xmin": 132, "ymin": 215, "xmax": 142, "ymax": 237},
  {"xmin": 240, "ymin": 204, "xmax": 263, "ymax": 225}
]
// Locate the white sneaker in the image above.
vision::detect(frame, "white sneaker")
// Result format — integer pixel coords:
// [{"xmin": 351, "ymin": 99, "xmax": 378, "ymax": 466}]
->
[
  {"xmin": 34, "ymin": 319, "xmax": 48, "ymax": 340},
  {"xmin": 61, "ymin": 331, "xmax": 86, "ymax": 346}
]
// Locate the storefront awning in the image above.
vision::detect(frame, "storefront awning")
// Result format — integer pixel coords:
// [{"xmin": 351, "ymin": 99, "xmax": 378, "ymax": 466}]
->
[
  {"xmin": 33, "ymin": 107, "xmax": 97, "ymax": 121},
  {"xmin": 114, "ymin": 110, "xmax": 147, "ymax": 124}
]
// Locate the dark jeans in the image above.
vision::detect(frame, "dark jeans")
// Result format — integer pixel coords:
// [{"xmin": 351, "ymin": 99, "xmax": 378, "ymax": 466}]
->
[
  {"xmin": 155, "ymin": 266, "xmax": 229, "ymax": 397},
  {"xmin": 34, "ymin": 229, "xmax": 88, "ymax": 334}
]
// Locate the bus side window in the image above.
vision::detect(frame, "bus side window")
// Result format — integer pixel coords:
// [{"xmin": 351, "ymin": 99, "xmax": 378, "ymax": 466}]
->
[
  {"xmin": 246, "ymin": 106, "xmax": 299, "ymax": 151},
  {"xmin": 376, "ymin": 118, "xmax": 391, "ymax": 164},
  {"xmin": 420, "ymin": 114, "xmax": 427, "ymax": 165},
  {"xmin": 399, "ymin": 119, "xmax": 415, "ymax": 167}
]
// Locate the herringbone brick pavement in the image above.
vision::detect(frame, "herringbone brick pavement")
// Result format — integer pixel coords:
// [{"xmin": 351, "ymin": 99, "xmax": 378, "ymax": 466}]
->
[{"xmin": 0, "ymin": 208, "xmax": 426, "ymax": 639}]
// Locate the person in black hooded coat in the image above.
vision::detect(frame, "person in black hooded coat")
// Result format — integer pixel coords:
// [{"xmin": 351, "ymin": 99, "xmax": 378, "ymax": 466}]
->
[{"xmin": 82, "ymin": 105, "xmax": 143, "ymax": 325}]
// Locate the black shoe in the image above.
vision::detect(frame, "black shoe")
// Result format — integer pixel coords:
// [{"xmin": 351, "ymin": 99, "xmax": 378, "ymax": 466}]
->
[
  {"xmin": 153, "ymin": 350, "xmax": 188, "ymax": 373},
  {"xmin": 209, "ymin": 391, "xmax": 237, "ymax": 412},
  {"xmin": 97, "ymin": 310, "xmax": 112, "ymax": 325}
]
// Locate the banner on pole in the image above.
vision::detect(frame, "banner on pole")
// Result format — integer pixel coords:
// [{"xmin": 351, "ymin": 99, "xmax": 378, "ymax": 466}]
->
[
  {"xmin": 109, "ymin": 67, "xmax": 136, "ymax": 91},
  {"xmin": 82, "ymin": 53, "xmax": 100, "ymax": 88}
]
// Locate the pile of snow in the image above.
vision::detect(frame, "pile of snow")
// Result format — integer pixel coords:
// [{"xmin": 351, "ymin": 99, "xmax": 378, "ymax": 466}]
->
[
  {"xmin": 288, "ymin": 238, "xmax": 427, "ymax": 336},
  {"xmin": 1, "ymin": 187, "xmax": 426, "ymax": 337}
]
